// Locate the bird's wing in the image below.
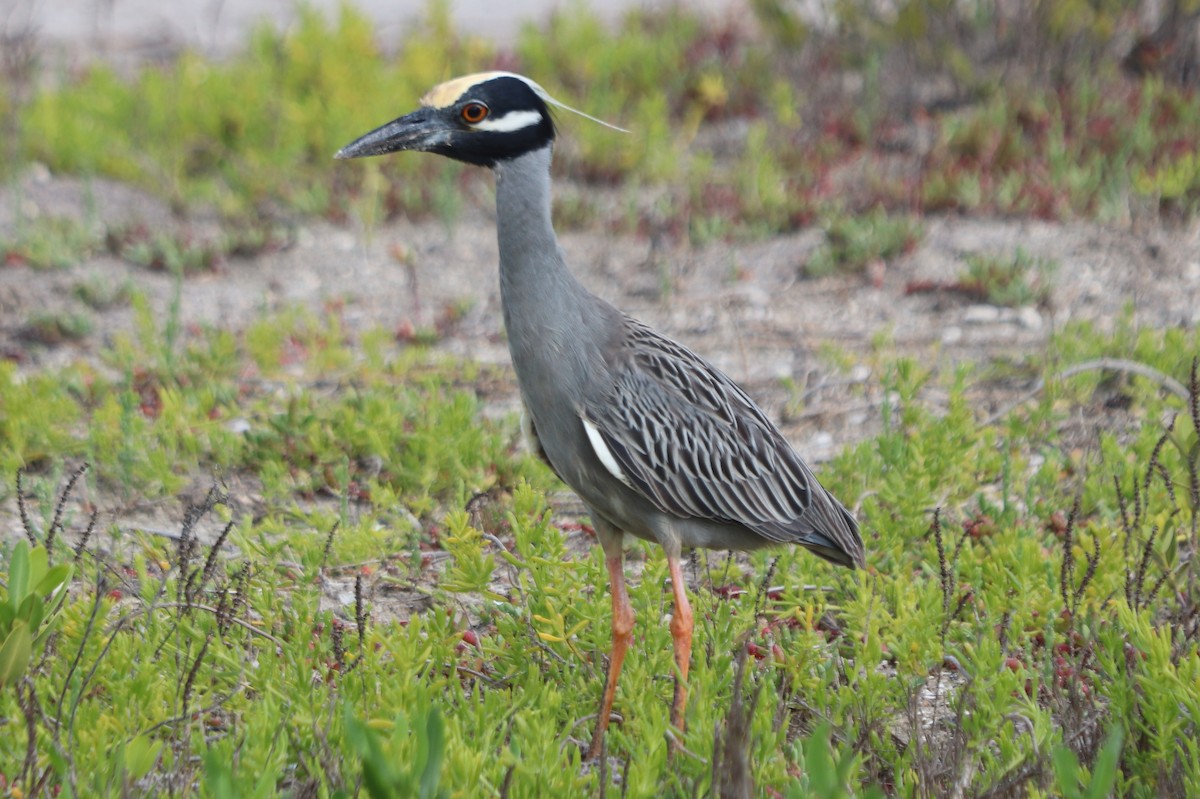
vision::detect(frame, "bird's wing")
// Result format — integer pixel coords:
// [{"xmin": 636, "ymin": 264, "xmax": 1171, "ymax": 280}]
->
[
  {"xmin": 581, "ymin": 317, "xmax": 865, "ymax": 568},
  {"xmin": 521, "ymin": 406, "xmax": 557, "ymax": 473}
]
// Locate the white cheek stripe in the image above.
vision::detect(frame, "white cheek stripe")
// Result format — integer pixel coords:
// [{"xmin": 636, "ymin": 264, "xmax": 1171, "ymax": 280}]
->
[
  {"xmin": 474, "ymin": 110, "xmax": 543, "ymax": 133},
  {"xmin": 582, "ymin": 417, "xmax": 633, "ymax": 487}
]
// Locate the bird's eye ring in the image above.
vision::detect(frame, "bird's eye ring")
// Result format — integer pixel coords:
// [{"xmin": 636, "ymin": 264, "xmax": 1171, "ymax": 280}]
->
[{"xmin": 461, "ymin": 102, "xmax": 489, "ymax": 124}]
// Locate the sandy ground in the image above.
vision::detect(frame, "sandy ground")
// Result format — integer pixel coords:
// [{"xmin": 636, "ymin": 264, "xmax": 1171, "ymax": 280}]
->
[
  {"xmin": 5, "ymin": 3, "xmax": 1197, "ymax": 451},
  {"xmin": 4, "ymin": 160, "xmax": 1199, "ymax": 637},
  {"xmin": 4, "ymin": 166, "xmax": 1199, "ymax": 458},
  {"xmin": 2, "ymin": 1, "xmax": 1199, "ymax": 616},
  {"xmin": 2, "ymin": 9, "xmax": 1197, "ymax": 778}
]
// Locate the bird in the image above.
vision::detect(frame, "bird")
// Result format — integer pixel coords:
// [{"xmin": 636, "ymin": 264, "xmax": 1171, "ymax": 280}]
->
[{"xmin": 336, "ymin": 71, "xmax": 866, "ymax": 760}]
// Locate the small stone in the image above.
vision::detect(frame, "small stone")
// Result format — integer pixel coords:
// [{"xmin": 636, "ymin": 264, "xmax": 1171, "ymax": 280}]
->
[
  {"xmin": 389, "ymin": 241, "xmax": 415, "ymax": 264},
  {"xmin": 1016, "ymin": 306, "xmax": 1043, "ymax": 330},
  {"xmin": 811, "ymin": 432, "xmax": 833, "ymax": 449},
  {"xmin": 963, "ymin": 304, "xmax": 1001, "ymax": 324},
  {"xmin": 866, "ymin": 258, "xmax": 886, "ymax": 288},
  {"xmin": 941, "ymin": 325, "xmax": 963, "ymax": 344},
  {"xmin": 768, "ymin": 359, "xmax": 792, "ymax": 381},
  {"xmin": 1081, "ymin": 280, "xmax": 1104, "ymax": 301},
  {"xmin": 226, "ymin": 417, "xmax": 251, "ymax": 434},
  {"xmin": 728, "ymin": 285, "xmax": 770, "ymax": 310},
  {"xmin": 28, "ymin": 162, "xmax": 51, "ymax": 183}
]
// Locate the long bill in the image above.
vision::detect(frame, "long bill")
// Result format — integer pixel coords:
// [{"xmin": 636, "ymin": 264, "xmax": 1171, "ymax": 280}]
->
[{"xmin": 335, "ymin": 108, "xmax": 450, "ymax": 159}]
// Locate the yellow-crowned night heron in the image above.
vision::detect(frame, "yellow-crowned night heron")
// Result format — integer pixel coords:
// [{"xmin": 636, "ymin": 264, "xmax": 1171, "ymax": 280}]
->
[{"xmin": 336, "ymin": 72, "xmax": 866, "ymax": 759}]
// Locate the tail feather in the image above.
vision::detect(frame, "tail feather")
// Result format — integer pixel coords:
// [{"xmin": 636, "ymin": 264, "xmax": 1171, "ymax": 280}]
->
[{"xmin": 798, "ymin": 490, "xmax": 866, "ymax": 570}]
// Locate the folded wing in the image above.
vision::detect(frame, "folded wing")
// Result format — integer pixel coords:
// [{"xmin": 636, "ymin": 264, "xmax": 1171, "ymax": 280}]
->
[{"xmin": 582, "ymin": 318, "xmax": 865, "ymax": 569}]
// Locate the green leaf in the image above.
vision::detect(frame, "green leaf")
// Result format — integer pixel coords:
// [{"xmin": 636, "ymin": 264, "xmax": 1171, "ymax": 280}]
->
[
  {"xmin": 42, "ymin": 590, "xmax": 72, "ymax": 620},
  {"xmin": 803, "ymin": 724, "xmax": 839, "ymax": 797},
  {"xmin": 0, "ymin": 620, "xmax": 33, "ymax": 686},
  {"xmin": 17, "ymin": 593, "xmax": 44, "ymax": 629},
  {"xmin": 1052, "ymin": 744, "xmax": 1083, "ymax": 799},
  {"xmin": 202, "ymin": 747, "xmax": 236, "ymax": 799},
  {"xmin": 8, "ymin": 540, "xmax": 31, "ymax": 609},
  {"xmin": 418, "ymin": 708, "xmax": 445, "ymax": 799},
  {"xmin": 34, "ymin": 562, "xmax": 73, "ymax": 598},
  {"xmin": 1085, "ymin": 729, "xmax": 1124, "ymax": 799},
  {"xmin": 27, "ymin": 543, "xmax": 50, "ymax": 586},
  {"xmin": 124, "ymin": 734, "xmax": 163, "ymax": 781},
  {"xmin": 345, "ymin": 708, "xmax": 399, "ymax": 799},
  {"xmin": 359, "ymin": 728, "xmax": 394, "ymax": 799}
]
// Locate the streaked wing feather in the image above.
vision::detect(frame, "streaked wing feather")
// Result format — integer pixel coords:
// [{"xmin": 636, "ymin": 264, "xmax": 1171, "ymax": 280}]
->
[{"xmin": 584, "ymin": 317, "xmax": 865, "ymax": 567}]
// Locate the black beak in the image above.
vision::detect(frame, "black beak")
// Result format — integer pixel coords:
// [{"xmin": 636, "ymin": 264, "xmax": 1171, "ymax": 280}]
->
[{"xmin": 334, "ymin": 108, "xmax": 450, "ymax": 160}]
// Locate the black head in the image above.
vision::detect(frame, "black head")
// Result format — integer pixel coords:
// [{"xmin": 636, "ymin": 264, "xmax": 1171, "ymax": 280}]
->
[{"xmin": 336, "ymin": 72, "xmax": 561, "ymax": 168}]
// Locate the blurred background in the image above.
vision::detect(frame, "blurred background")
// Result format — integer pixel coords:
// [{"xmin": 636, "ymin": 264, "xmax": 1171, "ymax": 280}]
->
[
  {"xmin": 2, "ymin": 2, "xmax": 1200, "ymax": 798},
  {"xmin": 2, "ymin": 0, "xmax": 1199, "ymax": 434},
  {"xmin": 5, "ymin": 0, "xmax": 1200, "ymax": 217},
  {"xmin": 13, "ymin": 0, "xmax": 732, "ymax": 53}
]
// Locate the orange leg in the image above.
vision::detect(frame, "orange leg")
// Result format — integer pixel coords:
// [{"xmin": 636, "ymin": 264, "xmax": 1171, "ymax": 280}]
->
[
  {"xmin": 667, "ymin": 554, "xmax": 694, "ymax": 742},
  {"xmin": 586, "ymin": 554, "xmax": 635, "ymax": 760}
]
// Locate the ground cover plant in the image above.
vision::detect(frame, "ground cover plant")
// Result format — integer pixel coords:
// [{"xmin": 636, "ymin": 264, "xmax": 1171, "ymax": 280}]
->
[
  {"xmin": 3, "ymin": 0, "xmax": 1200, "ymax": 796},
  {"xmin": 6, "ymin": 1, "xmax": 1200, "ymax": 240},
  {"xmin": 2, "ymin": 304, "xmax": 1198, "ymax": 796}
]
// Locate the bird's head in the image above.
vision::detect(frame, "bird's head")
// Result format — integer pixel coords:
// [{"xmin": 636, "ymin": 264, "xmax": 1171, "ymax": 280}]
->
[{"xmin": 335, "ymin": 71, "xmax": 623, "ymax": 168}]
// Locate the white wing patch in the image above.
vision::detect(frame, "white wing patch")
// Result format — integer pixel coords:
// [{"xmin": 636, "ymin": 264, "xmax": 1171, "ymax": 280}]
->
[
  {"xmin": 520, "ymin": 407, "xmax": 540, "ymax": 455},
  {"xmin": 582, "ymin": 417, "xmax": 633, "ymax": 487}
]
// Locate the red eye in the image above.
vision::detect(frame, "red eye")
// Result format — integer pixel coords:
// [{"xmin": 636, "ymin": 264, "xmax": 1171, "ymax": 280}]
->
[{"xmin": 461, "ymin": 102, "xmax": 489, "ymax": 124}]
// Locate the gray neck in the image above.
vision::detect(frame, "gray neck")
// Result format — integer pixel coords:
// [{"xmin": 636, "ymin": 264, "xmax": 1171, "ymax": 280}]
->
[
  {"xmin": 494, "ymin": 147, "xmax": 590, "ymax": 332},
  {"xmin": 495, "ymin": 148, "xmax": 566, "ymax": 288},
  {"xmin": 493, "ymin": 146, "xmax": 606, "ymax": 403}
]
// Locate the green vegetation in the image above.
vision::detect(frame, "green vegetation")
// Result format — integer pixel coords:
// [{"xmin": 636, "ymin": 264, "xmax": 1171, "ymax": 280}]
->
[
  {"xmin": 103, "ymin": 222, "xmax": 289, "ymax": 275},
  {"xmin": 0, "ymin": 541, "xmax": 73, "ymax": 688},
  {"xmin": 960, "ymin": 249, "xmax": 1058, "ymax": 308},
  {"xmin": 917, "ymin": 81, "xmax": 1200, "ymax": 220},
  {"xmin": 3, "ymin": 0, "xmax": 1200, "ymax": 796},
  {"xmin": 0, "ymin": 216, "xmax": 101, "ymax": 270},
  {"xmin": 19, "ymin": 312, "xmax": 95, "ymax": 346},
  {"xmin": 11, "ymin": 4, "xmax": 481, "ymax": 222},
  {"xmin": 0, "ymin": 215, "xmax": 285, "ymax": 278},
  {"xmin": 2, "ymin": 302, "xmax": 1199, "ymax": 796},
  {"xmin": 805, "ymin": 209, "xmax": 921, "ymax": 277},
  {"xmin": 6, "ymin": 1, "xmax": 1199, "ymax": 242},
  {"xmin": 72, "ymin": 275, "xmax": 133, "ymax": 311}
]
